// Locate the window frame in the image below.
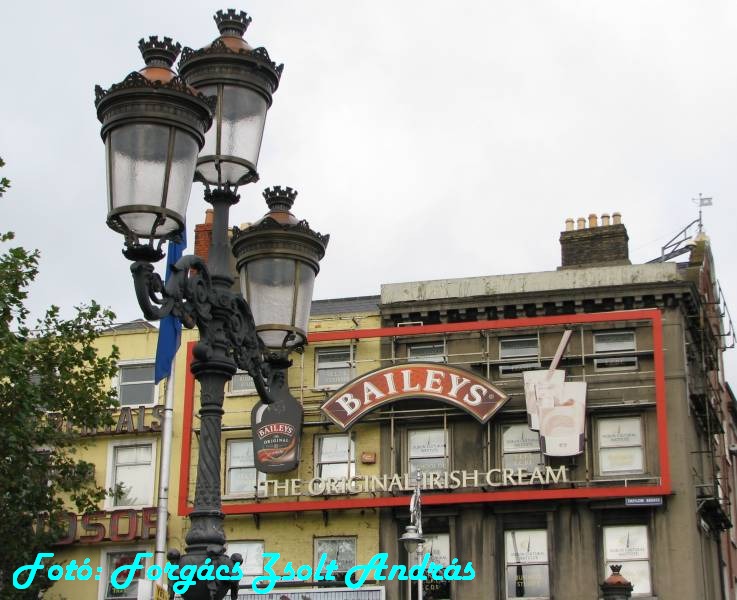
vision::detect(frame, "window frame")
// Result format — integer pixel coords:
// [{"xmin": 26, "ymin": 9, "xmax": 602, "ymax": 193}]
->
[
  {"xmin": 503, "ymin": 528, "xmax": 550, "ymax": 600},
  {"xmin": 315, "ymin": 345, "xmax": 354, "ymax": 390},
  {"xmin": 595, "ymin": 415, "xmax": 646, "ymax": 478},
  {"xmin": 602, "ymin": 524, "xmax": 652, "ymax": 596},
  {"xmin": 501, "ymin": 423, "xmax": 544, "ymax": 473},
  {"xmin": 407, "ymin": 341, "xmax": 446, "ymax": 363},
  {"xmin": 227, "ymin": 370, "xmax": 258, "ymax": 396},
  {"xmin": 226, "ymin": 540, "xmax": 265, "ymax": 585},
  {"xmin": 313, "ymin": 536, "xmax": 357, "ymax": 578},
  {"xmin": 499, "ymin": 335, "xmax": 541, "ymax": 377},
  {"xmin": 116, "ymin": 360, "xmax": 157, "ymax": 407},
  {"xmin": 105, "ymin": 439, "xmax": 157, "ymax": 510},
  {"xmin": 99, "ymin": 546, "xmax": 151, "ymax": 600},
  {"xmin": 224, "ymin": 438, "xmax": 266, "ymax": 498},
  {"xmin": 314, "ymin": 433, "xmax": 356, "ymax": 480},
  {"xmin": 407, "ymin": 427, "xmax": 450, "ymax": 480},
  {"xmin": 593, "ymin": 330, "xmax": 638, "ymax": 372}
]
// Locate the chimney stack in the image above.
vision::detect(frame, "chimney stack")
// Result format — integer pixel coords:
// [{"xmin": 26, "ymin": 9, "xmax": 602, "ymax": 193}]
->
[
  {"xmin": 194, "ymin": 209, "xmax": 214, "ymax": 262},
  {"xmin": 559, "ymin": 212, "xmax": 630, "ymax": 269}
]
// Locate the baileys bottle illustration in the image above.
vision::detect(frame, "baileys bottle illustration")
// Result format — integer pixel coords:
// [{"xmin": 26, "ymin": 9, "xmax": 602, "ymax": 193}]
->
[{"xmin": 252, "ymin": 367, "xmax": 302, "ymax": 472}]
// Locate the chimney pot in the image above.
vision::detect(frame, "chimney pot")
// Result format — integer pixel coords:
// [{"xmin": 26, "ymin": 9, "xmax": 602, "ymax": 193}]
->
[
  {"xmin": 613, "ymin": 212, "xmax": 622, "ymax": 225},
  {"xmin": 577, "ymin": 217, "xmax": 586, "ymax": 230},
  {"xmin": 565, "ymin": 218, "xmax": 574, "ymax": 231},
  {"xmin": 589, "ymin": 213, "xmax": 598, "ymax": 228},
  {"xmin": 601, "ymin": 213, "xmax": 611, "ymax": 226}
]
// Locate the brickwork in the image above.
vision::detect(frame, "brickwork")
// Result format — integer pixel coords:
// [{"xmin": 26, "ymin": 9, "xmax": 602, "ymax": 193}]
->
[
  {"xmin": 559, "ymin": 223, "xmax": 630, "ymax": 268},
  {"xmin": 194, "ymin": 208, "xmax": 214, "ymax": 261}
]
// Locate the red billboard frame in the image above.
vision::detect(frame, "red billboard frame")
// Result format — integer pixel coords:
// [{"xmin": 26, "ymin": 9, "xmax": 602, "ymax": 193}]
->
[{"xmin": 178, "ymin": 308, "xmax": 670, "ymax": 516}]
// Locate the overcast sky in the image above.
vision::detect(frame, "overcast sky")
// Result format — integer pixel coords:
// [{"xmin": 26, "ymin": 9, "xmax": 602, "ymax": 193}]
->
[{"xmin": 2, "ymin": 0, "xmax": 736, "ymax": 377}]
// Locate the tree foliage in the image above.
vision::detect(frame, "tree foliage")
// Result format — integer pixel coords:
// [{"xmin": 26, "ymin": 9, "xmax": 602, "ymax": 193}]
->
[{"xmin": 0, "ymin": 158, "xmax": 120, "ymax": 598}]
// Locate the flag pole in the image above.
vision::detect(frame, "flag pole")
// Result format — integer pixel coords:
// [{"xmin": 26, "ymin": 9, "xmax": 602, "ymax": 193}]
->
[
  {"xmin": 154, "ymin": 362, "xmax": 176, "ymax": 569},
  {"xmin": 152, "ymin": 233, "xmax": 186, "ymax": 572}
]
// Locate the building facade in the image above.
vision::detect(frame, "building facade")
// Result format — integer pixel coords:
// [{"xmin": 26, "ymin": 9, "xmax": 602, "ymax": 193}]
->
[{"xmin": 50, "ymin": 215, "xmax": 737, "ymax": 600}]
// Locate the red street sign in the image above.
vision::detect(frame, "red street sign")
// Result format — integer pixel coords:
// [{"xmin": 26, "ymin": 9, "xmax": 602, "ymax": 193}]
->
[{"xmin": 322, "ymin": 363, "xmax": 509, "ymax": 430}]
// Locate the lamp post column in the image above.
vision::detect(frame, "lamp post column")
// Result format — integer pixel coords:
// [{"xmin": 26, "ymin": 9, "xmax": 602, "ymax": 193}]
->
[{"xmin": 178, "ymin": 191, "xmax": 240, "ymax": 600}]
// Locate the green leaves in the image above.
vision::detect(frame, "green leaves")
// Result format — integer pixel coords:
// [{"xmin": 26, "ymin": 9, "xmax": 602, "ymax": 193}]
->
[{"xmin": 0, "ymin": 158, "xmax": 120, "ymax": 599}]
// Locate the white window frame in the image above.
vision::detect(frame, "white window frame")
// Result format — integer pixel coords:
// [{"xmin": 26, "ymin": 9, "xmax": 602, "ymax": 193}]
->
[
  {"xmin": 116, "ymin": 360, "xmax": 157, "ymax": 407},
  {"xmin": 408, "ymin": 341, "xmax": 446, "ymax": 363},
  {"xmin": 315, "ymin": 346, "xmax": 354, "ymax": 390},
  {"xmin": 602, "ymin": 524, "xmax": 652, "ymax": 596},
  {"xmin": 314, "ymin": 433, "xmax": 356, "ymax": 480},
  {"xmin": 227, "ymin": 370, "xmax": 257, "ymax": 396},
  {"xmin": 502, "ymin": 424, "xmax": 543, "ymax": 473},
  {"xmin": 314, "ymin": 536, "xmax": 357, "ymax": 577},
  {"xmin": 499, "ymin": 336, "xmax": 541, "ymax": 377},
  {"xmin": 226, "ymin": 540, "xmax": 265, "ymax": 585},
  {"xmin": 408, "ymin": 428, "xmax": 449, "ymax": 480},
  {"xmin": 593, "ymin": 330, "xmax": 638, "ymax": 372},
  {"xmin": 596, "ymin": 416, "xmax": 645, "ymax": 477},
  {"xmin": 105, "ymin": 439, "xmax": 157, "ymax": 510},
  {"xmin": 224, "ymin": 439, "xmax": 266, "ymax": 498},
  {"xmin": 99, "ymin": 545, "xmax": 151, "ymax": 600},
  {"xmin": 504, "ymin": 529, "xmax": 550, "ymax": 600}
]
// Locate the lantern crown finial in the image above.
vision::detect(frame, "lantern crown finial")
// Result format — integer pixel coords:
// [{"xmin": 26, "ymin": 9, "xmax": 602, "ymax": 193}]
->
[
  {"xmin": 263, "ymin": 186, "xmax": 297, "ymax": 213},
  {"xmin": 138, "ymin": 36, "xmax": 181, "ymax": 68},
  {"xmin": 214, "ymin": 9, "xmax": 252, "ymax": 37}
]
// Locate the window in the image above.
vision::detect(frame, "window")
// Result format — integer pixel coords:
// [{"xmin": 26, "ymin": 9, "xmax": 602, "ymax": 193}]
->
[
  {"xmin": 315, "ymin": 434, "xmax": 355, "ymax": 479},
  {"xmin": 408, "ymin": 429, "xmax": 448, "ymax": 479},
  {"xmin": 504, "ymin": 529, "xmax": 550, "ymax": 599},
  {"xmin": 229, "ymin": 370, "xmax": 256, "ymax": 395},
  {"xmin": 227, "ymin": 541, "xmax": 264, "ymax": 585},
  {"xmin": 102, "ymin": 549, "xmax": 147, "ymax": 600},
  {"xmin": 108, "ymin": 442, "xmax": 155, "ymax": 508},
  {"xmin": 499, "ymin": 336, "xmax": 540, "ymax": 376},
  {"xmin": 603, "ymin": 525, "xmax": 651, "ymax": 595},
  {"xmin": 316, "ymin": 347, "xmax": 353, "ymax": 388},
  {"xmin": 594, "ymin": 331, "xmax": 637, "ymax": 371},
  {"xmin": 502, "ymin": 424, "xmax": 543, "ymax": 472},
  {"xmin": 118, "ymin": 363, "xmax": 156, "ymax": 406},
  {"xmin": 597, "ymin": 417, "xmax": 644, "ymax": 476},
  {"xmin": 226, "ymin": 439, "xmax": 266, "ymax": 496},
  {"xmin": 408, "ymin": 342, "xmax": 445, "ymax": 363},
  {"xmin": 315, "ymin": 537, "xmax": 356, "ymax": 576},
  {"xmin": 423, "ymin": 533, "xmax": 451, "ymax": 600}
]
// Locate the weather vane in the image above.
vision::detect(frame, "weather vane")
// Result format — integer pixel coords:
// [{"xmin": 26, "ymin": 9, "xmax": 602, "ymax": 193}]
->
[{"xmin": 693, "ymin": 193, "xmax": 713, "ymax": 232}]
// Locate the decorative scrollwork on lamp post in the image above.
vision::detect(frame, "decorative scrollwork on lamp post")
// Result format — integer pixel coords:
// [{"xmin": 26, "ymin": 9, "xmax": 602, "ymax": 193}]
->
[{"xmin": 95, "ymin": 11, "xmax": 328, "ymax": 600}]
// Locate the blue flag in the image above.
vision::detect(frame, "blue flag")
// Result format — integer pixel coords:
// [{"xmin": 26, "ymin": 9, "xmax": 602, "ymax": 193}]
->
[{"xmin": 154, "ymin": 231, "xmax": 186, "ymax": 383}]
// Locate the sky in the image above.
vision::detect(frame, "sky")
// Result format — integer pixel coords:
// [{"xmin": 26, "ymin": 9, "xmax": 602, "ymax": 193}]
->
[{"xmin": 1, "ymin": 0, "xmax": 736, "ymax": 377}]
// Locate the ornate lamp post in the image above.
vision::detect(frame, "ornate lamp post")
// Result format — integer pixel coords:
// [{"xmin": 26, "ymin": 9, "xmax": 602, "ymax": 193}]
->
[
  {"xmin": 95, "ymin": 10, "xmax": 328, "ymax": 600},
  {"xmin": 399, "ymin": 473, "xmax": 425, "ymax": 600}
]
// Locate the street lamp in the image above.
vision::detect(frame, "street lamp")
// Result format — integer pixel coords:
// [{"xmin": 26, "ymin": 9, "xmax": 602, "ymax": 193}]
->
[
  {"xmin": 399, "ymin": 474, "xmax": 425, "ymax": 600},
  {"xmin": 95, "ymin": 10, "xmax": 328, "ymax": 600}
]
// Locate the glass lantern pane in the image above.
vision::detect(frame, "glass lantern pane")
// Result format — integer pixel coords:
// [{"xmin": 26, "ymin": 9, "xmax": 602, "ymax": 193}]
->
[
  {"xmin": 163, "ymin": 131, "xmax": 199, "ymax": 223},
  {"xmin": 108, "ymin": 123, "xmax": 186, "ymax": 237},
  {"xmin": 197, "ymin": 84, "xmax": 268, "ymax": 186},
  {"xmin": 242, "ymin": 257, "xmax": 296, "ymax": 348},
  {"xmin": 198, "ymin": 85, "xmax": 218, "ymax": 156},
  {"xmin": 293, "ymin": 262, "xmax": 316, "ymax": 342}
]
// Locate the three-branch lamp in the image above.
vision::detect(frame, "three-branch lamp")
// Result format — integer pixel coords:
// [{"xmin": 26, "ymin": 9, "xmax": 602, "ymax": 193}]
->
[{"xmin": 95, "ymin": 10, "xmax": 328, "ymax": 600}]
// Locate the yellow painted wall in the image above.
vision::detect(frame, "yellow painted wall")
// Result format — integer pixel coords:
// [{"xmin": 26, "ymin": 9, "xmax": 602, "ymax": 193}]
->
[{"xmin": 50, "ymin": 309, "xmax": 383, "ymax": 599}]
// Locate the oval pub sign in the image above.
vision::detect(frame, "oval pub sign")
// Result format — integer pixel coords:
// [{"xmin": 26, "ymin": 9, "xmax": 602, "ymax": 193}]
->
[{"xmin": 321, "ymin": 363, "xmax": 509, "ymax": 430}]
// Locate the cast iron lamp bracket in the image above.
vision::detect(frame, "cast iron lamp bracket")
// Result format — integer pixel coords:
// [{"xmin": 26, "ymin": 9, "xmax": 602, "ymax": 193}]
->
[{"xmin": 129, "ymin": 252, "xmax": 276, "ymax": 403}]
